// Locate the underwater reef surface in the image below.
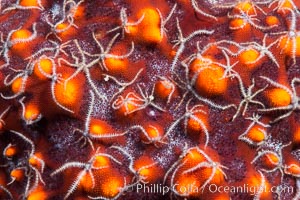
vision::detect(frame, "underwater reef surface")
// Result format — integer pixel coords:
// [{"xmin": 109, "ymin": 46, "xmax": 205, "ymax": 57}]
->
[{"xmin": 0, "ymin": 0, "xmax": 299, "ymax": 199}]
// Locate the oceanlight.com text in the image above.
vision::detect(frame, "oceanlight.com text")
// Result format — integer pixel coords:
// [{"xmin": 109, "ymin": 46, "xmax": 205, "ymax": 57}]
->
[{"xmin": 130, "ymin": 183, "xmax": 294, "ymax": 196}]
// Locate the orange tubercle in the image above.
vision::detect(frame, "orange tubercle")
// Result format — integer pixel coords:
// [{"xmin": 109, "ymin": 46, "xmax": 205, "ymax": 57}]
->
[
  {"xmin": 11, "ymin": 77, "xmax": 24, "ymax": 94},
  {"xmin": 19, "ymin": 0, "xmax": 41, "ymax": 7},
  {"xmin": 145, "ymin": 125, "xmax": 160, "ymax": 139},
  {"xmin": 71, "ymin": 4, "xmax": 85, "ymax": 20},
  {"xmin": 261, "ymin": 153, "xmax": 280, "ymax": 169},
  {"xmin": 28, "ymin": 152, "xmax": 44, "ymax": 170},
  {"xmin": 246, "ymin": 172, "xmax": 271, "ymax": 199},
  {"xmin": 4, "ymin": 145, "xmax": 17, "ymax": 158},
  {"xmin": 284, "ymin": 163, "xmax": 300, "ymax": 176},
  {"xmin": 246, "ymin": 125, "xmax": 266, "ymax": 143},
  {"xmin": 89, "ymin": 119, "xmax": 113, "ymax": 136},
  {"xmin": 33, "ymin": 57, "xmax": 53, "ymax": 80},
  {"xmin": 141, "ymin": 123, "xmax": 164, "ymax": 143},
  {"xmin": 279, "ymin": 35, "xmax": 300, "ymax": 57},
  {"xmin": 134, "ymin": 156, "xmax": 161, "ymax": 183},
  {"xmin": 11, "ymin": 29, "xmax": 32, "ymax": 41},
  {"xmin": 10, "ymin": 29, "xmax": 36, "ymax": 57},
  {"xmin": 54, "ymin": 72, "xmax": 84, "ymax": 112},
  {"xmin": 27, "ymin": 186, "xmax": 48, "ymax": 200},
  {"xmin": 55, "ymin": 22, "xmax": 77, "ymax": 39},
  {"xmin": 265, "ymin": 88, "xmax": 291, "ymax": 107},
  {"xmin": 229, "ymin": 18, "xmax": 251, "ymax": 31},
  {"xmin": 276, "ymin": 0, "xmax": 295, "ymax": 14},
  {"xmin": 104, "ymin": 58, "xmax": 128, "ymax": 74},
  {"xmin": 233, "ymin": 1, "xmax": 255, "ymax": 14},
  {"xmin": 190, "ymin": 57, "xmax": 227, "ymax": 97},
  {"xmin": 293, "ymin": 127, "xmax": 300, "ymax": 144},
  {"xmin": 56, "ymin": 23, "xmax": 69, "ymax": 31},
  {"xmin": 196, "ymin": 166, "xmax": 225, "ymax": 186},
  {"xmin": 128, "ymin": 7, "xmax": 162, "ymax": 44},
  {"xmin": 229, "ymin": 18, "xmax": 251, "ymax": 42},
  {"xmin": 10, "ymin": 168, "xmax": 24, "ymax": 182},
  {"xmin": 230, "ymin": 18, "xmax": 245, "ymax": 29},
  {"xmin": 113, "ymin": 91, "xmax": 143, "ymax": 117},
  {"xmin": 79, "ymin": 173, "xmax": 94, "ymax": 192},
  {"xmin": 174, "ymin": 175, "xmax": 201, "ymax": 197},
  {"xmin": 183, "ymin": 148, "xmax": 207, "ymax": 168},
  {"xmin": 189, "ymin": 56, "xmax": 213, "ymax": 74},
  {"xmin": 265, "ymin": 16, "xmax": 280, "ymax": 27},
  {"xmin": 28, "ymin": 157, "xmax": 39, "ymax": 167},
  {"xmin": 154, "ymin": 79, "xmax": 174, "ymax": 101},
  {"xmin": 194, "ymin": 65, "xmax": 228, "ymax": 97},
  {"xmin": 99, "ymin": 174, "xmax": 124, "ymax": 199},
  {"xmin": 238, "ymin": 48, "xmax": 261, "ymax": 70},
  {"xmin": 187, "ymin": 112, "xmax": 209, "ymax": 134},
  {"xmin": 23, "ymin": 102, "xmax": 41, "ymax": 123},
  {"xmin": 93, "ymin": 155, "xmax": 110, "ymax": 168}
]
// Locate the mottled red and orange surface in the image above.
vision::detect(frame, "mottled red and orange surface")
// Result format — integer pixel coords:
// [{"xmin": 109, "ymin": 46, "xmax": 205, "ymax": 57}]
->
[{"xmin": 0, "ymin": 0, "xmax": 299, "ymax": 199}]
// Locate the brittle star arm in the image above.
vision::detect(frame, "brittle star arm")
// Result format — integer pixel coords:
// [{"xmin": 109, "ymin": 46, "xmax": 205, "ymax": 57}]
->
[
  {"xmin": 0, "ymin": 106, "xmax": 10, "ymax": 128},
  {"xmin": 19, "ymin": 96, "xmax": 42, "ymax": 125},
  {"xmin": 10, "ymin": 130, "xmax": 35, "ymax": 156},
  {"xmin": 1, "ymin": 69, "xmax": 30, "ymax": 99},
  {"xmin": 136, "ymin": 84, "xmax": 166, "ymax": 112},
  {"xmin": 73, "ymin": 90, "xmax": 96, "ymax": 150},
  {"xmin": 258, "ymin": 76, "xmax": 296, "ymax": 123},
  {"xmin": 55, "ymin": 166, "xmax": 88, "ymax": 200},
  {"xmin": 228, "ymin": 11, "xmax": 274, "ymax": 30},
  {"xmin": 170, "ymin": 18, "xmax": 214, "ymax": 72},
  {"xmin": 0, "ymin": 184, "xmax": 13, "ymax": 199},
  {"xmin": 103, "ymin": 68, "xmax": 143, "ymax": 101},
  {"xmin": 0, "ymin": 24, "xmax": 37, "ymax": 68},
  {"xmin": 238, "ymin": 114, "xmax": 270, "ymax": 145},
  {"xmin": 212, "ymin": 49, "xmax": 239, "ymax": 79},
  {"xmin": 91, "ymin": 33, "xmax": 135, "ymax": 71},
  {"xmin": 27, "ymin": 40, "xmax": 71, "ymax": 60},
  {"xmin": 157, "ymin": 3, "xmax": 177, "ymax": 39},
  {"xmin": 110, "ymin": 146, "xmax": 136, "ymax": 175},
  {"xmin": 107, "ymin": 7, "xmax": 145, "ymax": 37},
  {"xmin": 51, "ymin": 148, "xmax": 121, "ymax": 200},
  {"xmin": 241, "ymin": 34, "xmax": 280, "ymax": 67},
  {"xmin": 2, "ymin": 0, "xmax": 44, "ymax": 13},
  {"xmin": 232, "ymin": 75, "xmax": 267, "ymax": 121},
  {"xmin": 175, "ymin": 61, "xmax": 236, "ymax": 110},
  {"xmin": 190, "ymin": 0, "xmax": 218, "ymax": 21}
]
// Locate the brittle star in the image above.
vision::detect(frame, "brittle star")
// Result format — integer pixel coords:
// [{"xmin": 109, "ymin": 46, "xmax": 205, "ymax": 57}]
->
[
  {"xmin": 173, "ymin": 60, "xmax": 236, "ymax": 110},
  {"xmin": 0, "ymin": 23, "xmax": 37, "ymax": 68},
  {"xmin": 164, "ymin": 145, "xmax": 227, "ymax": 197},
  {"xmin": 9, "ymin": 130, "xmax": 45, "ymax": 199},
  {"xmin": 170, "ymin": 17, "xmax": 214, "ymax": 72},
  {"xmin": 51, "ymin": 147, "xmax": 122, "ymax": 200},
  {"xmin": 258, "ymin": 76, "xmax": 300, "ymax": 123},
  {"xmin": 73, "ymin": 90, "xmax": 128, "ymax": 150},
  {"xmin": 251, "ymin": 141, "xmax": 292, "ymax": 181},
  {"xmin": 231, "ymin": 72, "xmax": 268, "ymax": 121},
  {"xmin": 240, "ymin": 34, "xmax": 280, "ymax": 68},
  {"xmin": 271, "ymin": 8, "xmax": 300, "ymax": 65},
  {"xmin": 161, "ymin": 99, "xmax": 210, "ymax": 148}
]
